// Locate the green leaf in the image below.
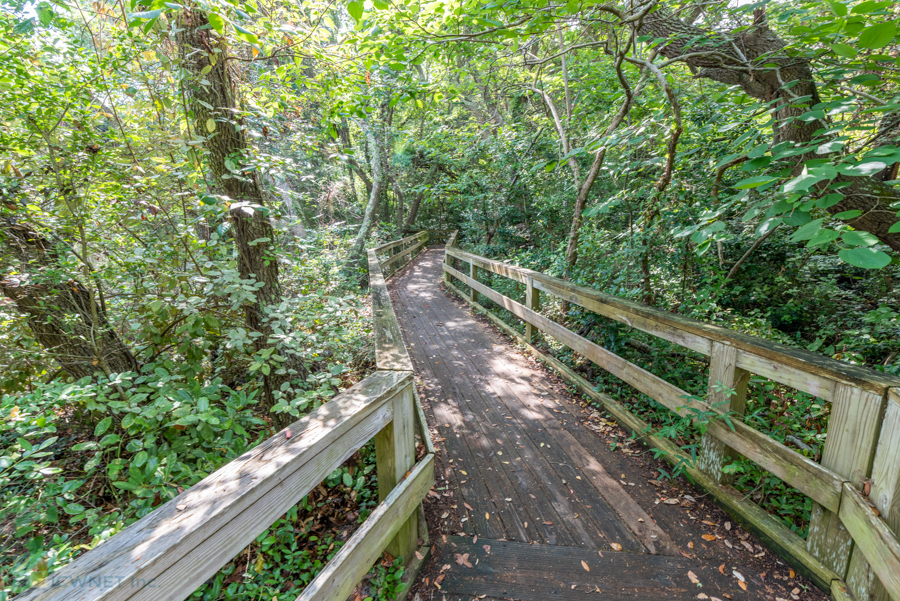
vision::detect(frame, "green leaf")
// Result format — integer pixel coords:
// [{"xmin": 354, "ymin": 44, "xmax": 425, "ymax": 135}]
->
[
  {"xmin": 733, "ymin": 175, "xmax": 778, "ymax": 189},
  {"xmin": 128, "ymin": 9, "xmax": 163, "ymax": 21},
  {"xmin": 838, "ymin": 247, "xmax": 892, "ymax": 269},
  {"xmin": 347, "ymin": 1, "xmax": 364, "ymax": 21},
  {"xmin": 830, "ymin": 43, "xmax": 857, "ymax": 58},
  {"xmin": 95, "ymin": 417, "xmax": 112, "ymax": 437},
  {"xmin": 888, "ymin": 222, "xmax": 900, "ymax": 234},
  {"xmin": 788, "ymin": 218, "xmax": 825, "ymax": 242},
  {"xmin": 100, "ymin": 434, "xmax": 121, "ymax": 447},
  {"xmin": 64, "ymin": 503, "xmax": 85, "ymax": 515},
  {"xmin": 72, "ymin": 442, "xmax": 101, "ymax": 452},
  {"xmin": 833, "ymin": 209, "xmax": 863, "ymax": 220},
  {"xmin": 206, "ymin": 118, "xmax": 216, "ymax": 133},
  {"xmin": 208, "ymin": 12, "xmax": 225, "ymax": 34},
  {"xmin": 842, "ymin": 231, "xmax": 880, "ymax": 247},
  {"xmin": 342, "ymin": 472, "xmax": 353, "ymax": 487},
  {"xmin": 783, "ymin": 173, "xmax": 826, "ymax": 193},
  {"xmin": 838, "ymin": 161, "xmax": 887, "ymax": 176},
  {"xmin": 36, "ymin": 2, "xmax": 54, "ymax": 26},
  {"xmin": 817, "ymin": 193, "xmax": 844, "ymax": 209},
  {"xmin": 858, "ymin": 23, "xmax": 897, "ymax": 49},
  {"xmin": 132, "ymin": 451, "xmax": 148, "ymax": 468},
  {"xmin": 807, "ymin": 229, "xmax": 840, "ymax": 248}
]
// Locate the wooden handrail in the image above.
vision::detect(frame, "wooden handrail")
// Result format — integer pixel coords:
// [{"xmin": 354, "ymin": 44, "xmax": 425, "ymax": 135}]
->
[
  {"xmin": 445, "ymin": 247, "xmax": 900, "ymax": 396},
  {"xmin": 442, "ymin": 245, "xmax": 900, "ymax": 601},
  {"xmin": 14, "ymin": 232, "xmax": 440, "ymax": 601}
]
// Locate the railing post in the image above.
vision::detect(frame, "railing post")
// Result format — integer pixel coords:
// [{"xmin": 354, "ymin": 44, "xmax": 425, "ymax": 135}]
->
[
  {"xmin": 807, "ymin": 383, "xmax": 886, "ymax": 580},
  {"xmin": 697, "ymin": 342, "xmax": 747, "ymax": 484},
  {"xmin": 845, "ymin": 387, "xmax": 900, "ymax": 601},
  {"xmin": 525, "ymin": 276, "xmax": 540, "ymax": 343},
  {"xmin": 374, "ymin": 382, "xmax": 418, "ymax": 562},
  {"xmin": 469, "ymin": 261, "xmax": 478, "ymax": 303}
]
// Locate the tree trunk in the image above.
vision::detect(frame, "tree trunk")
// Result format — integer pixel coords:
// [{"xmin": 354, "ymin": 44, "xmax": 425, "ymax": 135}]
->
[
  {"xmin": 639, "ymin": 6, "xmax": 900, "ymax": 252},
  {"xmin": 177, "ymin": 9, "xmax": 308, "ymax": 427},
  {"xmin": 346, "ymin": 123, "xmax": 384, "ymax": 278},
  {"xmin": 404, "ymin": 162, "xmax": 439, "ymax": 230},
  {"xmin": 0, "ymin": 223, "xmax": 138, "ymax": 380}
]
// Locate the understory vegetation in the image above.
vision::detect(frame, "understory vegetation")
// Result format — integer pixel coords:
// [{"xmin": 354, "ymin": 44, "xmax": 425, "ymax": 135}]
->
[{"xmin": 1, "ymin": 0, "xmax": 899, "ymax": 597}]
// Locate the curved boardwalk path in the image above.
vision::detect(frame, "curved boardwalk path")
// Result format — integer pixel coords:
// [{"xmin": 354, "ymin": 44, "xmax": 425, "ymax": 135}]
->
[{"xmin": 390, "ymin": 247, "xmax": 778, "ymax": 601}]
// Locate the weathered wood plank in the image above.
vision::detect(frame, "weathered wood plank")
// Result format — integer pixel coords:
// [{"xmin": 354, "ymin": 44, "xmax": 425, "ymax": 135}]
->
[
  {"xmin": 706, "ymin": 419, "xmax": 844, "ymax": 513},
  {"xmin": 525, "ymin": 275, "xmax": 539, "ymax": 343},
  {"xmin": 375, "ymin": 384, "xmax": 418, "ymax": 561},
  {"xmin": 368, "ymin": 250, "xmax": 413, "ymax": 371},
  {"xmin": 297, "ymin": 455, "xmax": 435, "ymax": 601},
  {"xmin": 698, "ymin": 342, "xmax": 748, "ymax": 484},
  {"xmin": 439, "ymin": 536, "xmax": 768, "ymax": 601},
  {"xmin": 846, "ymin": 387, "xmax": 900, "ymax": 601},
  {"xmin": 808, "ymin": 383, "xmax": 886, "ymax": 577},
  {"xmin": 16, "ymin": 371, "xmax": 412, "ymax": 601},
  {"xmin": 839, "ymin": 483, "xmax": 900, "ymax": 601}
]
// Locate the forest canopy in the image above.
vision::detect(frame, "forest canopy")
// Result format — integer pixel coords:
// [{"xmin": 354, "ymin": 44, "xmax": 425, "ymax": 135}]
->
[{"xmin": 0, "ymin": 0, "xmax": 898, "ymax": 598}]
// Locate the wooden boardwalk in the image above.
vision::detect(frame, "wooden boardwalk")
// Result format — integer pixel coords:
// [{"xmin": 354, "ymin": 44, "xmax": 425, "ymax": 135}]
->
[{"xmin": 390, "ymin": 248, "xmax": 773, "ymax": 601}]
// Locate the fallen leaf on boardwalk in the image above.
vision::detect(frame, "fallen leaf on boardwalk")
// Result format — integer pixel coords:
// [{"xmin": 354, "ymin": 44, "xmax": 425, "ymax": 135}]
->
[
  {"xmin": 741, "ymin": 541, "xmax": 754, "ymax": 552},
  {"xmin": 725, "ymin": 521, "xmax": 731, "ymax": 531},
  {"xmin": 581, "ymin": 560, "xmax": 590, "ymax": 572},
  {"xmin": 485, "ymin": 512, "xmax": 490, "ymax": 520},
  {"xmin": 464, "ymin": 503, "xmax": 473, "ymax": 511},
  {"xmin": 441, "ymin": 564, "xmax": 450, "ymax": 572},
  {"xmin": 697, "ymin": 594, "xmax": 709, "ymax": 599},
  {"xmin": 718, "ymin": 564, "xmax": 725, "ymax": 575},
  {"xmin": 663, "ymin": 498, "xmax": 680, "ymax": 505},
  {"xmin": 176, "ymin": 504, "xmax": 186, "ymax": 511},
  {"xmin": 440, "ymin": 512, "xmax": 449, "ymax": 519},
  {"xmin": 610, "ymin": 543, "xmax": 623, "ymax": 551},
  {"xmin": 415, "ymin": 551, "xmax": 424, "ymax": 560},
  {"xmin": 688, "ymin": 542, "xmax": 694, "ymax": 549},
  {"xmin": 454, "ymin": 553, "xmax": 473, "ymax": 568},
  {"xmin": 738, "ymin": 581, "xmax": 747, "ymax": 591},
  {"xmin": 529, "ymin": 494, "xmax": 536, "ymax": 499},
  {"xmin": 460, "ymin": 470, "xmax": 468, "ymax": 475},
  {"xmin": 473, "ymin": 535, "xmax": 478, "ymax": 543},
  {"xmin": 789, "ymin": 569, "xmax": 795, "ymax": 579},
  {"xmin": 542, "ymin": 520, "xmax": 554, "ymax": 525},
  {"xmin": 483, "ymin": 545, "xmax": 491, "ymax": 554},
  {"xmin": 702, "ymin": 534, "xmax": 717, "ymax": 541},
  {"xmin": 724, "ymin": 540, "xmax": 733, "ymax": 549},
  {"xmin": 732, "ymin": 571, "xmax": 745, "ymax": 582},
  {"xmin": 688, "ymin": 571, "xmax": 700, "ymax": 585},
  {"xmin": 702, "ymin": 520, "xmax": 716, "ymax": 526},
  {"xmin": 598, "ymin": 551, "xmax": 604, "ymax": 557}
]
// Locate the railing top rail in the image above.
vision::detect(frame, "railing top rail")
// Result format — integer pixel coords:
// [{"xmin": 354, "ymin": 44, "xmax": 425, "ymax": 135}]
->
[
  {"xmin": 371, "ymin": 231, "xmax": 427, "ymax": 254},
  {"xmin": 367, "ymin": 249, "xmax": 414, "ymax": 372},
  {"xmin": 445, "ymin": 247, "xmax": 900, "ymax": 396},
  {"xmin": 15, "ymin": 371, "xmax": 412, "ymax": 601}
]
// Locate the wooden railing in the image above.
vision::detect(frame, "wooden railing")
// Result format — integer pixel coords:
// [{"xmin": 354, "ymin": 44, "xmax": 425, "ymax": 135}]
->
[
  {"xmin": 441, "ymin": 235, "xmax": 900, "ymax": 601},
  {"xmin": 14, "ymin": 237, "xmax": 435, "ymax": 601},
  {"xmin": 374, "ymin": 230, "xmax": 454, "ymax": 280}
]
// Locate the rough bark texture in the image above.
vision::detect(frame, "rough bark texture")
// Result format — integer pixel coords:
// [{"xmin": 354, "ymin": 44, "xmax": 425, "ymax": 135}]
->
[
  {"xmin": 639, "ymin": 6, "xmax": 900, "ymax": 252},
  {"xmin": 177, "ymin": 9, "xmax": 307, "ymax": 426},
  {"xmin": 0, "ymin": 223, "xmax": 138, "ymax": 380}
]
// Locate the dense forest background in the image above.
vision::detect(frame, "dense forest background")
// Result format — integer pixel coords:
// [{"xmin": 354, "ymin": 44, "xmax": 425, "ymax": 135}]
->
[{"xmin": 0, "ymin": 0, "xmax": 898, "ymax": 598}]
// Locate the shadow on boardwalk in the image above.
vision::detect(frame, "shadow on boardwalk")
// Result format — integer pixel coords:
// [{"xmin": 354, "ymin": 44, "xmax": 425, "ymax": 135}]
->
[{"xmin": 390, "ymin": 246, "xmax": 825, "ymax": 601}]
